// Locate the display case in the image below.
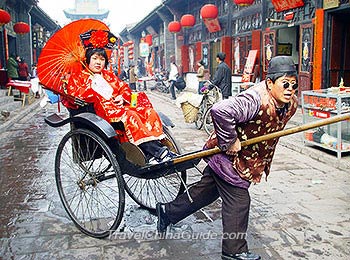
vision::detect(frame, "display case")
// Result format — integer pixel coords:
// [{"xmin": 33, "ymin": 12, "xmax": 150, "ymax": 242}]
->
[{"xmin": 302, "ymin": 89, "xmax": 350, "ymax": 159}]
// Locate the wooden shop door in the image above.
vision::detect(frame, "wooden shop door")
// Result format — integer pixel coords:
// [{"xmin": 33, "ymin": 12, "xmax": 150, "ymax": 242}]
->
[{"xmin": 299, "ymin": 23, "xmax": 314, "ymax": 99}]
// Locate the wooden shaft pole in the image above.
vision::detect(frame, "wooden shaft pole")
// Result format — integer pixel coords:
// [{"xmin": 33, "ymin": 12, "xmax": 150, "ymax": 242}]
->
[{"xmin": 173, "ymin": 113, "xmax": 350, "ymax": 164}]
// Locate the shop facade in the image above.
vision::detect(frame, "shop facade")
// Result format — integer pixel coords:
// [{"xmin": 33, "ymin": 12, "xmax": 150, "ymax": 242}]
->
[{"xmin": 119, "ymin": 0, "xmax": 349, "ymax": 94}]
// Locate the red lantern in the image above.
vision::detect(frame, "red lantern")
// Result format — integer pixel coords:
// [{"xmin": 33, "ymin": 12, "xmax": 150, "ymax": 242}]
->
[
  {"xmin": 180, "ymin": 14, "xmax": 195, "ymax": 28},
  {"xmin": 145, "ymin": 34, "xmax": 152, "ymax": 46},
  {"xmin": 200, "ymin": 4, "xmax": 218, "ymax": 20},
  {"xmin": 13, "ymin": 22, "xmax": 30, "ymax": 34},
  {"xmin": 168, "ymin": 21, "xmax": 181, "ymax": 33},
  {"xmin": 0, "ymin": 9, "xmax": 11, "ymax": 26},
  {"xmin": 233, "ymin": 0, "xmax": 255, "ymax": 6}
]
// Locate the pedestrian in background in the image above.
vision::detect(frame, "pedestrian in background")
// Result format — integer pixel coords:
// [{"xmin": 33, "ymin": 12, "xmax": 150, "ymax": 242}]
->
[
  {"xmin": 156, "ymin": 56, "xmax": 299, "ymax": 260},
  {"xmin": 18, "ymin": 57, "xmax": 30, "ymax": 81},
  {"xmin": 119, "ymin": 66, "xmax": 128, "ymax": 82},
  {"xmin": 208, "ymin": 52, "xmax": 232, "ymax": 99},
  {"xmin": 30, "ymin": 63, "xmax": 41, "ymax": 98},
  {"xmin": 6, "ymin": 53, "xmax": 19, "ymax": 81},
  {"xmin": 168, "ymin": 55, "xmax": 179, "ymax": 100},
  {"xmin": 196, "ymin": 60, "xmax": 205, "ymax": 94},
  {"xmin": 128, "ymin": 63, "xmax": 138, "ymax": 91}
]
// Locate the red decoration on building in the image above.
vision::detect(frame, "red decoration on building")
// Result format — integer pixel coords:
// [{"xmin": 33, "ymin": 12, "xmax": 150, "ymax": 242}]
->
[
  {"xmin": 200, "ymin": 4, "xmax": 218, "ymax": 19},
  {"xmin": 233, "ymin": 0, "xmax": 255, "ymax": 6},
  {"xmin": 284, "ymin": 11, "xmax": 295, "ymax": 21},
  {"xmin": 168, "ymin": 21, "xmax": 181, "ymax": 33},
  {"xmin": 0, "ymin": 9, "xmax": 11, "ymax": 26},
  {"xmin": 203, "ymin": 18, "xmax": 221, "ymax": 33},
  {"xmin": 271, "ymin": 0, "xmax": 304, "ymax": 12},
  {"xmin": 123, "ymin": 40, "xmax": 133, "ymax": 47},
  {"xmin": 145, "ymin": 34, "xmax": 152, "ymax": 46},
  {"xmin": 180, "ymin": 14, "xmax": 195, "ymax": 28},
  {"xmin": 13, "ymin": 22, "xmax": 30, "ymax": 34}
]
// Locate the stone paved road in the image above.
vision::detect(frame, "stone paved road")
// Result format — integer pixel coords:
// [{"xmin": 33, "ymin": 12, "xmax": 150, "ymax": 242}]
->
[{"xmin": 0, "ymin": 89, "xmax": 349, "ymax": 259}]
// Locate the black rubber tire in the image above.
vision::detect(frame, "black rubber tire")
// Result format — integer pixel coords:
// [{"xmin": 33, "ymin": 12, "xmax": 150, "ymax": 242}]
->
[
  {"xmin": 55, "ymin": 128, "xmax": 125, "ymax": 238},
  {"xmin": 203, "ymin": 106, "xmax": 214, "ymax": 136},
  {"xmin": 194, "ymin": 109, "xmax": 204, "ymax": 130}
]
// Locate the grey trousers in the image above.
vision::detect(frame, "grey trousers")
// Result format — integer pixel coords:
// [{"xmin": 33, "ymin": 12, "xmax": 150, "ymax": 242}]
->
[{"xmin": 165, "ymin": 165, "xmax": 250, "ymax": 255}]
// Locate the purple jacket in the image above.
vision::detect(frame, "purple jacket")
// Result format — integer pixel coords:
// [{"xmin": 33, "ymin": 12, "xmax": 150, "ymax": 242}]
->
[{"xmin": 207, "ymin": 87, "xmax": 261, "ymax": 189}]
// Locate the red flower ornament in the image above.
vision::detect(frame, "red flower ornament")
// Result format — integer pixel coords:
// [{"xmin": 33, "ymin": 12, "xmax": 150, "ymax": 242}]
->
[{"xmin": 90, "ymin": 30, "xmax": 109, "ymax": 48}]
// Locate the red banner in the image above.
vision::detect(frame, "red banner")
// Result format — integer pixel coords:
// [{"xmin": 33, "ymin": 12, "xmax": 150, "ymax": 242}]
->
[
  {"xmin": 203, "ymin": 18, "xmax": 221, "ymax": 33},
  {"xmin": 271, "ymin": 0, "xmax": 304, "ymax": 12},
  {"xmin": 242, "ymin": 50, "xmax": 258, "ymax": 83}
]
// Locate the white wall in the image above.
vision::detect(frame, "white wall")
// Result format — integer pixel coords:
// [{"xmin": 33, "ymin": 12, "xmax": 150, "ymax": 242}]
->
[{"xmin": 184, "ymin": 73, "xmax": 246, "ymax": 96}]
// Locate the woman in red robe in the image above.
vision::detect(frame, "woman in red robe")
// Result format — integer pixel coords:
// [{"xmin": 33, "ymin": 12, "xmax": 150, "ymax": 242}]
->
[{"xmin": 61, "ymin": 29, "xmax": 172, "ymax": 163}]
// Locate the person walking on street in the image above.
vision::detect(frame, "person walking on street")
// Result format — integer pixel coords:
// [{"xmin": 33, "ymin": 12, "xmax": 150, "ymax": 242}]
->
[
  {"xmin": 6, "ymin": 53, "xmax": 19, "ymax": 81},
  {"xmin": 156, "ymin": 56, "xmax": 299, "ymax": 260},
  {"xmin": 128, "ymin": 63, "xmax": 138, "ymax": 91},
  {"xmin": 18, "ymin": 57, "xmax": 30, "ymax": 81},
  {"xmin": 168, "ymin": 55, "xmax": 179, "ymax": 100},
  {"xmin": 207, "ymin": 52, "xmax": 232, "ymax": 99},
  {"xmin": 196, "ymin": 60, "xmax": 205, "ymax": 94}
]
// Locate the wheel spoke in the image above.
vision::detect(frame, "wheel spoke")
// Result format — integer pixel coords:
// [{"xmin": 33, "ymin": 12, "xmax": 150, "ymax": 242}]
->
[{"xmin": 56, "ymin": 129, "xmax": 125, "ymax": 238}]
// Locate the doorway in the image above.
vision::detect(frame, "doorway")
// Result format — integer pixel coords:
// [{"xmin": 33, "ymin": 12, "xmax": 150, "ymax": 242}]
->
[{"xmin": 326, "ymin": 9, "xmax": 350, "ymax": 87}]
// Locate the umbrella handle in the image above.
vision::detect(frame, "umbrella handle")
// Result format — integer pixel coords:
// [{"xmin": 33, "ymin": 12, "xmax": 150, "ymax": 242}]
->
[{"xmin": 172, "ymin": 113, "xmax": 350, "ymax": 164}]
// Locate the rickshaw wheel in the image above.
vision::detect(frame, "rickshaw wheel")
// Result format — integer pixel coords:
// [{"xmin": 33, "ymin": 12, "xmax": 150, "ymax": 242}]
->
[
  {"xmin": 123, "ymin": 126, "xmax": 186, "ymax": 211},
  {"xmin": 55, "ymin": 128, "xmax": 125, "ymax": 238}
]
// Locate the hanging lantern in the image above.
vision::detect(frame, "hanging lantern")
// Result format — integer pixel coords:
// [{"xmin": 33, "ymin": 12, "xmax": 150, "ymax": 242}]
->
[
  {"xmin": 233, "ymin": 0, "xmax": 255, "ymax": 6},
  {"xmin": 0, "ymin": 9, "xmax": 11, "ymax": 26},
  {"xmin": 13, "ymin": 22, "xmax": 30, "ymax": 34},
  {"xmin": 200, "ymin": 4, "xmax": 218, "ymax": 20},
  {"xmin": 168, "ymin": 21, "xmax": 181, "ymax": 33},
  {"xmin": 180, "ymin": 14, "xmax": 195, "ymax": 28},
  {"xmin": 145, "ymin": 34, "xmax": 153, "ymax": 46},
  {"xmin": 123, "ymin": 40, "xmax": 133, "ymax": 47}
]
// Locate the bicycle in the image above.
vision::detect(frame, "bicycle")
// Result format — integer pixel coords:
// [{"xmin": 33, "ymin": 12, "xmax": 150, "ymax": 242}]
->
[
  {"xmin": 203, "ymin": 106, "xmax": 214, "ymax": 136},
  {"xmin": 194, "ymin": 82, "xmax": 221, "ymax": 130}
]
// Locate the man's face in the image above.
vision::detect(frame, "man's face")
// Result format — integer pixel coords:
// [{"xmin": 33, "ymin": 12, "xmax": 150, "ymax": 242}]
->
[{"xmin": 267, "ymin": 75, "xmax": 297, "ymax": 107}]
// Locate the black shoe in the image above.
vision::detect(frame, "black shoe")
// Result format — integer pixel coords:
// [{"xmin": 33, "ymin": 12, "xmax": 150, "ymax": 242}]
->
[
  {"xmin": 156, "ymin": 203, "xmax": 170, "ymax": 233},
  {"xmin": 221, "ymin": 251, "xmax": 261, "ymax": 260}
]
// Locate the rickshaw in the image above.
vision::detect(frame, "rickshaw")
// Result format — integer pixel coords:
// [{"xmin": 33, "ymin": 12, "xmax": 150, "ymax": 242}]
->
[
  {"xmin": 37, "ymin": 18, "xmax": 202, "ymax": 239},
  {"xmin": 44, "ymin": 103, "xmax": 200, "ymax": 239}
]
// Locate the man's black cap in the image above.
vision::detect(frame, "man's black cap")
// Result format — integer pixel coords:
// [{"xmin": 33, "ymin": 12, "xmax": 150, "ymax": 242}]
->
[
  {"xmin": 267, "ymin": 56, "xmax": 297, "ymax": 75},
  {"xmin": 216, "ymin": 52, "xmax": 226, "ymax": 61}
]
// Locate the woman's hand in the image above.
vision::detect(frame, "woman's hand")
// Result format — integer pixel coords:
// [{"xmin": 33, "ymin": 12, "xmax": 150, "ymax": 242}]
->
[
  {"xmin": 114, "ymin": 95, "xmax": 124, "ymax": 106},
  {"xmin": 226, "ymin": 138, "xmax": 241, "ymax": 156}
]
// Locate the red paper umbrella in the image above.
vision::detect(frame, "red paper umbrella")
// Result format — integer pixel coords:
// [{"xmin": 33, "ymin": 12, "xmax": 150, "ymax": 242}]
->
[{"xmin": 37, "ymin": 19, "xmax": 109, "ymax": 94}]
